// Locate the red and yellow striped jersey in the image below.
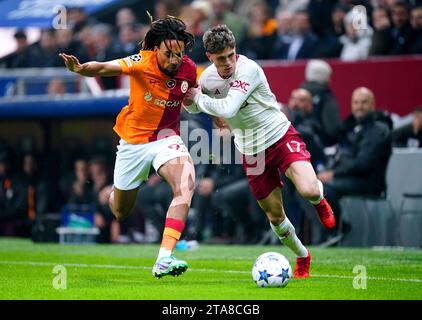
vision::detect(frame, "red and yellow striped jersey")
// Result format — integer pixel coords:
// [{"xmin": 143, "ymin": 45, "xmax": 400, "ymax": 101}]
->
[{"xmin": 114, "ymin": 50, "xmax": 197, "ymax": 143}]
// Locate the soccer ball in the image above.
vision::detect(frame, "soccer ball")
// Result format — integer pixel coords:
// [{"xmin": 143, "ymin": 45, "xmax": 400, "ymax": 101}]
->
[{"xmin": 252, "ymin": 252, "xmax": 293, "ymax": 288}]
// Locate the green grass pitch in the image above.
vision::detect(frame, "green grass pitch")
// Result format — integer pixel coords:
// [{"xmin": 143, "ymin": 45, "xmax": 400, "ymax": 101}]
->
[{"xmin": 0, "ymin": 238, "xmax": 421, "ymax": 300}]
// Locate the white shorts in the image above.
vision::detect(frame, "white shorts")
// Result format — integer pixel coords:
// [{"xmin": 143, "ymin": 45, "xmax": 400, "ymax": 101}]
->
[{"xmin": 113, "ymin": 135, "xmax": 191, "ymax": 190}]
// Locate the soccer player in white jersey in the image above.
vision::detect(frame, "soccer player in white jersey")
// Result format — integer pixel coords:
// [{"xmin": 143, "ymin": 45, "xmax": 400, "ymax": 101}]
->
[{"xmin": 184, "ymin": 25, "xmax": 336, "ymax": 278}]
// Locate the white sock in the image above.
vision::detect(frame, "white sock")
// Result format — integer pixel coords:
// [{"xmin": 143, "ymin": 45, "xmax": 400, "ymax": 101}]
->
[
  {"xmin": 270, "ymin": 217, "xmax": 308, "ymax": 258},
  {"xmin": 157, "ymin": 248, "xmax": 172, "ymax": 262},
  {"xmin": 309, "ymin": 180, "xmax": 324, "ymax": 205}
]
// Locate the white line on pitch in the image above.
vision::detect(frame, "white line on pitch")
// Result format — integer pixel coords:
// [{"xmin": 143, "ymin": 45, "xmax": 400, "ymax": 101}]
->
[{"xmin": 0, "ymin": 260, "xmax": 421, "ymax": 283}]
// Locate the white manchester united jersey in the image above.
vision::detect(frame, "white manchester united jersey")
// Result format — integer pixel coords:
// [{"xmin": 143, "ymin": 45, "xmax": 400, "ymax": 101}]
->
[{"xmin": 188, "ymin": 55, "xmax": 291, "ymax": 155}]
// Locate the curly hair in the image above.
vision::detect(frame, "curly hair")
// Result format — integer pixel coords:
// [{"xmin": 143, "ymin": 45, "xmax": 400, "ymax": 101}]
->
[
  {"xmin": 140, "ymin": 13, "xmax": 194, "ymax": 52},
  {"xmin": 202, "ymin": 24, "xmax": 236, "ymax": 54}
]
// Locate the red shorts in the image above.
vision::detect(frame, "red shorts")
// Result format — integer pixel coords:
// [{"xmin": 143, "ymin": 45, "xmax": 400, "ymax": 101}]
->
[{"xmin": 241, "ymin": 125, "xmax": 311, "ymax": 200}]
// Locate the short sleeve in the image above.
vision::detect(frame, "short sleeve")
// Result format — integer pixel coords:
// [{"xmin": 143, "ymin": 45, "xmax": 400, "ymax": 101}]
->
[{"xmin": 118, "ymin": 53, "xmax": 143, "ymax": 75}]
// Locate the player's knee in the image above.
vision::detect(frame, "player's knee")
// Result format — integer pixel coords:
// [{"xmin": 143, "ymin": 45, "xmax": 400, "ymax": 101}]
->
[
  {"xmin": 299, "ymin": 180, "xmax": 321, "ymax": 200},
  {"xmin": 171, "ymin": 183, "xmax": 194, "ymax": 207},
  {"xmin": 268, "ymin": 213, "xmax": 286, "ymax": 226},
  {"xmin": 262, "ymin": 203, "xmax": 286, "ymax": 223},
  {"xmin": 108, "ymin": 189, "xmax": 134, "ymax": 220}
]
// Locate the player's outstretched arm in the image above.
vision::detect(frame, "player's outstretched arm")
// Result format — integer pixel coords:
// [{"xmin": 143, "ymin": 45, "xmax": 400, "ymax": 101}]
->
[{"xmin": 59, "ymin": 53, "xmax": 122, "ymax": 77}]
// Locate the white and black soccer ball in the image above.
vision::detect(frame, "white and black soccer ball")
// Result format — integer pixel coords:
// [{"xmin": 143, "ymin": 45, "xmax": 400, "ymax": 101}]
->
[{"xmin": 252, "ymin": 252, "xmax": 292, "ymax": 288}]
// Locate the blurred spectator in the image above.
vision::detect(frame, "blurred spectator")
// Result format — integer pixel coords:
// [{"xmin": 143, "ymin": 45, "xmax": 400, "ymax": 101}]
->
[
  {"xmin": 15, "ymin": 153, "xmax": 52, "ymax": 237},
  {"xmin": 238, "ymin": 1, "xmax": 278, "ymax": 60},
  {"xmin": 288, "ymin": 88, "xmax": 327, "ymax": 170},
  {"xmin": 1, "ymin": 30, "xmax": 37, "ymax": 68},
  {"xmin": 118, "ymin": 24, "xmax": 141, "ymax": 56},
  {"xmin": 75, "ymin": 25, "xmax": 97, "ymax": 63},
  {"xmin": 91, "ymin": 24, "xmax": 121, "ymax": 89},
  {"xmin": 371, "ymin": 1, "xmax": 413, "ymax": 55},
  {"xmin": 116, "ymin": 7, "xmax": 138, "ymax": 29},
  {"xmin": 318, "ymin": 3, "xmax": 349, "ymax": 58},
  {"xmin": 271, "ymin": 10, "xmax": 320, "ymax": 60},
  {"xmin": 67, "ymin": 6, "xmax": 97, "ymax": 37},
  {"xmin": 89, "ymin": 156, "xmax": 110, "ymax": 194},
  {"xmin": 389, "ymin": 0, "xmax": 413, "ymax": 54},
  {"xmin": 92, "ymin": 24, "xmax": 121, "ymax": 62},
  {"xmin": 207, "ymin": 0, "xmax": 245, "ymax": 42},
  {"xmin": 181, "ymin": 0, "xmax": 210, "ymax": 63},
  {"xmin": 331, "ymin": 3, "xmax": 348, "ymax": 38},
  {"xmin": 277, "ymin": 0, "xmax": 309, "ymax": 13},
  {"xmin": 300, "ymin": 60, "xmax": 341, "ymax": 146},
  {"xmin": 408, "ymin": 4, "xmax": 422, "ymax": 54},
  {"xmin": 393, "ymin": 106, "xmax": 422, "ymax": 148},
  {"xmin": 274, "ymin": 9, "xmax": 293, "ymax": 44},
  {"xmin": 154, "ymin": 0, "xmax": 170, "ymax": 20},
  {"xmin": 55, "ymin": 29, "xmax": 80, "ymax": 56},
  {"xmin": 190, "ymin": 127, "xmax": 265, "ymax": 243},
  {"xmin": 30, "ymin": 29, "xmax": 62, "ymax": 67},
  {"xmin": 339, "ymin": 10, "xmax": 374, "ymax": 61},
  {"xmin": 317, "ymin": 87, "xmax": 392, "ymax": 243},
  {"xmin": 88, "ymin": 156, "xmax": 116, "ymax": 243},
  {"xmin": 135, "ymin": 23, "xmax": 150, "ymax": 43},
  {"xmin": 0, "ymin": 149, "xmax": 25, "ymax": 236},
  {"xmin": 62, "ymin": 158, "xmax": 93, "ymax": 205},
  {"xmin": 307, "ymin": 0, "xmax": 339, "ymax": 39},
  {"xmin": 369, "ymin": 6, "xmax": 392, "ymax": 55},
  {"xmin": 155, "ymin": 0, "xmax": 184, "ymax": 17},
  {"xmin": 47, "ymin": 78, "xmax": 67, "ymax": 96}
]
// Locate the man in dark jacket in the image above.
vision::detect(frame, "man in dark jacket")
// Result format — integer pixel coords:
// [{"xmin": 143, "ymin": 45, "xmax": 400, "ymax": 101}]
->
[
  {"xmin": 317, "ymin": 87, "xmax": 392, "ymax": 239},
  {"xmin": 301, "ymin": 60, "xmax": 342, "ymax": 147}
]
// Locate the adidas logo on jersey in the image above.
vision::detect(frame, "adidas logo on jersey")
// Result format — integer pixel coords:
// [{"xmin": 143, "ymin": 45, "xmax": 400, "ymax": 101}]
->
[{"xmin": 214, "ymin": 89, "xmax": 221, "ymax": 95}]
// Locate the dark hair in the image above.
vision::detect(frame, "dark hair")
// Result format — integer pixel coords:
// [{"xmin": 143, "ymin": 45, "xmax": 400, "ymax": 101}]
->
[
  {"xmin": 203, "ymin": 24, "xmax": 236, "ymax": 54},
  {"xmin": 14, "ymin": 30, "xmax": 27, "ymax": 40},
  {"xmin": 140, "ymin": 13, "xmax": 194, "ymax": 52},
  {"xmin": 393, "ymin": 0, "xmax": 410, "ymax": 12}
]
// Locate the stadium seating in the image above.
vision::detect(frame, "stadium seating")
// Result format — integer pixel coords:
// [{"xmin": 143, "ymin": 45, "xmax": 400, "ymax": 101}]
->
[
  {"xmin": 339, "ymin": 148, "xmax": 422, "ymax": 247},
  {"xmin": 398, "ymin": 194, "xmax": 422, "ymax": 247}
]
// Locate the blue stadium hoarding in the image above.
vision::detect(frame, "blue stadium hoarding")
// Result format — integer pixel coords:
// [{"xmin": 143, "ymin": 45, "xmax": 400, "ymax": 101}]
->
[
  {"xmin": 0, "ymin": 95, "xmax": 127, "ymax": 119},
  {"xmin": 0, "ymin": 0, "xmax": 121, "ymax": 28}
]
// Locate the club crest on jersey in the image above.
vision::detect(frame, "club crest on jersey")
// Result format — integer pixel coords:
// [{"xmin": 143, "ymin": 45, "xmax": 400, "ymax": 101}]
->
[
  {"xmin": 181, "ymin": 80, "xmax": 188, "ymax": 93},
  {"xmin": 129, "ymin": 54, "xmax": 142, "ymax": 62},
  {"xmin": 166, "ymin": 79, "xmax": 176, "ymax": 89}
]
